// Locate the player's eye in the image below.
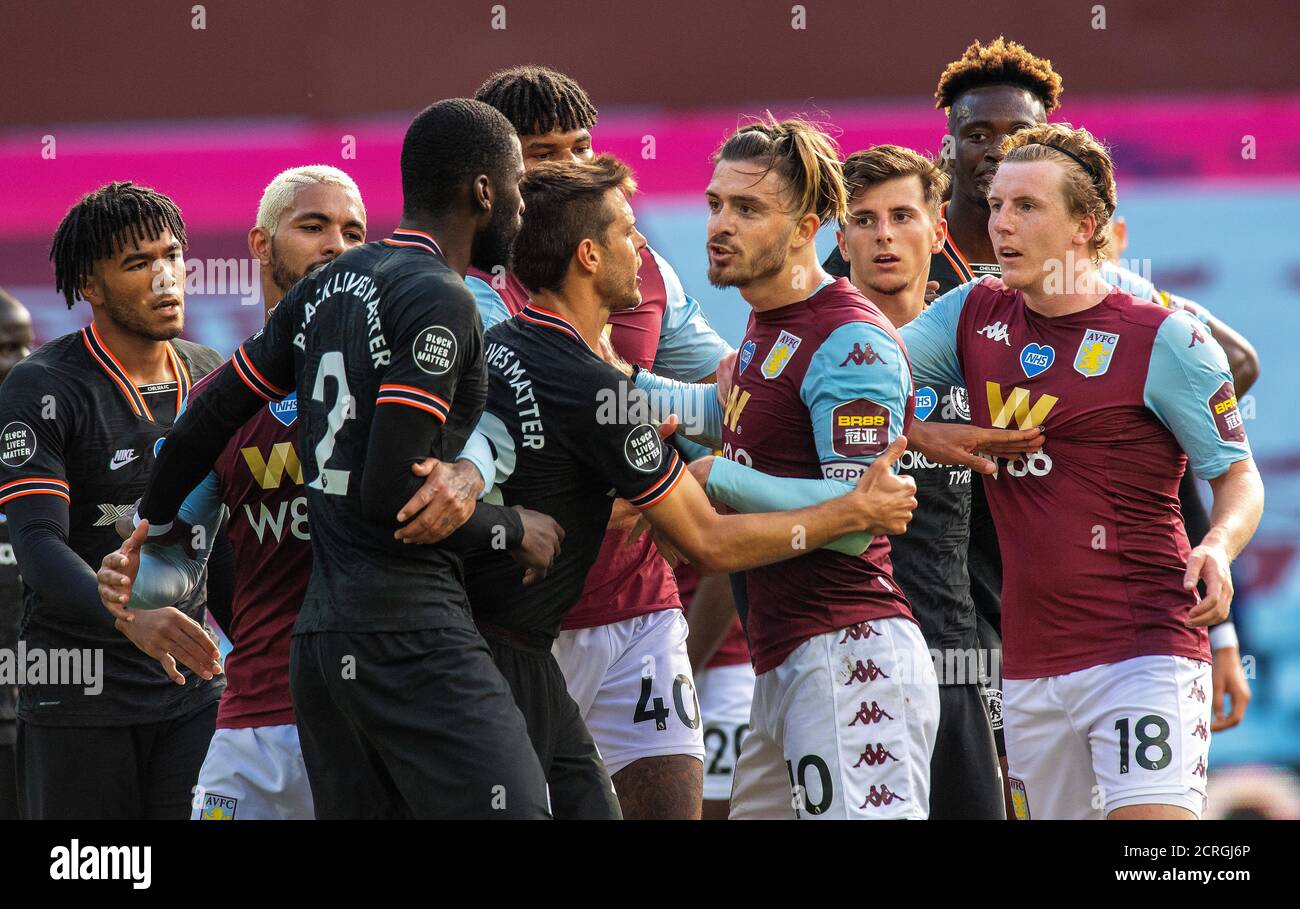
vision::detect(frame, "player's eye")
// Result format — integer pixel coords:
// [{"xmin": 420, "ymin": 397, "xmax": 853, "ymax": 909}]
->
[
  {"xmin": 739, "ymin": 205, "xmax": 754, "ymax": 215},
  {"xmin": 856, "ymin": 217, "xmax": 871, "ymax": 227},
  {"xmin": 989, "ymin": 201, "xmax": 1002, "ymax": 211},
  {"xmin": 302, "ymin": 223, "xmax": 322, "ymax": 232},
  {"xmin": 1019, "ymin": 202, "xmax": 1034, "ymax": 212},
  {"xmin": 346, "ymin": 232, "xmax": 363, "ymax": 243},
  {"xmin": 895, "ymin": 212, "xmax": 911, "ymax": 222},
  {"xmin": 707, "ymin": 199, "xmax": 720, "ymax": 213}
]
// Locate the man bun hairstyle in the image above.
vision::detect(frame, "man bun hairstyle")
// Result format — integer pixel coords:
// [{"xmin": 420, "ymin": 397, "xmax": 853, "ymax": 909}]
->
[{"xmin": 716, "ymin": 115, "xmax": 848, "ymax": 226}]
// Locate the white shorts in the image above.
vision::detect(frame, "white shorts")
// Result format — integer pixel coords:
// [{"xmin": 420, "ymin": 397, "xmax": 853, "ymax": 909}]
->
[
  {"xmin": 553, "ymin": 610, "xmax": 705, "ymax": 776},
  {"xmin": 1003, "ymin": 654, "xmax": 1211, "ymax": 820},
  {"xmin": 729, "ymin": 618, "xmax": 939, "ymax": 820},
  {"xmin": 696, "ymin": 662, "xmax": 756, "ymax": 802},
  {"xmin": 190, "ymin": 724, "xmax": 315, "ymax": 820}
]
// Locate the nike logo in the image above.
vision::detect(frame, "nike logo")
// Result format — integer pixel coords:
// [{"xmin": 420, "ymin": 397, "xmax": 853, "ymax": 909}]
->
[{"xmin": 109, "ymin": 449, "xmax": 139, "ymax": 470}]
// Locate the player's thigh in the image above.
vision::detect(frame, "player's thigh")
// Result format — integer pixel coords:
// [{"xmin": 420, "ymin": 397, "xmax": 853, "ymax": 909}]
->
[
  {"xmin": 728, "ymin": 677, "xmax": 795, "ymax": 820},
  {"xmin": 697, "ymin": 662, "xmax": 755, "ymax": 808},
  {"xmin": 778, "ymin": 619, "xmax": 939, "ymax": 820},
  {"xmin": 324, "ymin": 627, "xmax": 550, "ymax": 819},
  {"xmin": 930, "ymin": 683, "xmax": 1005, "ymax": 820},
  {"xmin": 144, "ymin": 698, "xmax": 218, "ymax": 820},
  {"xmin": 289, "ymin": 632, "xmax": 405, "ymax": 819},
  {"xmin": 1003, "ymin": 675, "xmax": 1099, "ymax": 820},
  {"xmin": 584, "ymin": 610, "xmax": 705, "ymax": 777},
  {"xmin": 552, "ymin": 625, "xmax": 614, "ymax": 717},
  {"xmin": 1073, "ymin": 655, "xmax": 1211, "ymax": 820},
  {"xmin": 191, "ymin": 724, "xmax": 315, "ymax": 820},
  {"xmin": 17, "ymin": 720, "xmax": 145, "ymax": 819}
]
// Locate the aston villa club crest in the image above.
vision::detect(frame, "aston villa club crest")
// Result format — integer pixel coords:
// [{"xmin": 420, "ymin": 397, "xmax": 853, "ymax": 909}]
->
[
  {"xmin": 1073, "ymin": 329, "xmax": 1119, "ymax": 378},
  {"xmin": 760, "ymin": 331, "xmax": 802, "ymax": 379}
]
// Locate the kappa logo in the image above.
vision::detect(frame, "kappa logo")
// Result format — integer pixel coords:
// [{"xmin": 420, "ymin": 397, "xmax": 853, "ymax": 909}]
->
[
  {"xmin": 199, "ymin": 793, "xmax": 238, "ymax": 820},
  {"xmin": 1188, "ymin": 679, "xmax": 1207, "ymax": 703},
  {"xmin": 977, "ymin": 321, "xmax": 1012, "ymax": 346},
  {"xmin": 1008, "ymin": 776, "xmax": 1031, "ymax": 820},
  {"xmin": 1193, "ymin": 719, "xmax": 1209, "ymax": 741},
  {"xmin": 1073, "ymin": 329, "xmax": 1119, "ymax": 378},
  {"xmin": 839, "ymin": 622, "xmax": 882, "ymax": 643},
  {"xmin": 839, "ymin": 342, "xmax": 888, "ymax": 367},
  {"xmin": 738, "ymin": 339, "xmax": 756, "ymax": 374},
  {"xmin": 986, "ymin": 382, "xmax": 1058, "ymax": 430},
  {"xmin": 108, "ymin": 449, "xmax": 140, "ymax": 471},
  {"xmin": 849, "ymin": 701, "xmax": 894, "ymax": 726},
  {"xmin": 859, "ymin": 785, "xmax": 906, "ymax": 809},
  {"xmin": 844, "ymin": 659, "xmax": 889, "ymax": 685},
  {"xmin": 94, "ymin": 504, "xmax": 136, "ymax": 527},
  {"xmin": 1193, "ymin": 755, "xmax": 1207, "ymax": 779},
  {"xmin": 1189, "ymin": 327, "xmax": 1206, "ymax": 348},
  {"xmin": 853, "ymin": 744, "xmax": 899, "ymax": 767},
  {"xmin": 1019, "ymin": 342, "xmax": 1055, "ymax": 378},
  {"xmin": 760, "ymin": 330, "xmax": 802, "ymax": 379}
]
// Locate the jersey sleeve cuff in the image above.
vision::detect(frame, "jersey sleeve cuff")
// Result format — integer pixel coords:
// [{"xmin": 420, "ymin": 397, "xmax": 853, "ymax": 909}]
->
[
  {"xmin": 376, "ymin": 384, "xmax": 450, "ymax": 422},
  {"xmin": 629, "ymin": 449, "xmax": 685, "ymax": 510},
  {"xmin": 1209, "ymin": 621, "xmax": 1238, "ymax": 651},
  {"xmin": 0, "ymin": 477, "xmax": 70, "ymax": 506}
]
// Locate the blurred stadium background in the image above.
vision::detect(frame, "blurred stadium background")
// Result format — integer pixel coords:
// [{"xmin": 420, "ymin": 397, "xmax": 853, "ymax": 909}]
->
[{"xmin": 3, "ymin": 0, "xmax": 1298, "ymax": 816}]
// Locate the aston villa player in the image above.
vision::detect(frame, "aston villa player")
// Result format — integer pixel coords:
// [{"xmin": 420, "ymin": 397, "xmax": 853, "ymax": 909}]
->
[
  {"xmin": 0, "ymin": 183, "xmax": 226, "ymax": 819},
  {"xmin": 462, "ymin": 155, "xmax": 920, "ymax": 819},
  {"xmin": 899, "ymin": 123, "xmax": 1263, "ymax": 819},
  {"xmin": 134, "ymin": 100, "xmax": 564, "ymax": 819},
  {"xmin": 98, "ymin": 165, "xmax": 368, "ymax": 820},
  {"xmin": 635, "ymin": 120, "xmax": 942, "ymax": 819}
]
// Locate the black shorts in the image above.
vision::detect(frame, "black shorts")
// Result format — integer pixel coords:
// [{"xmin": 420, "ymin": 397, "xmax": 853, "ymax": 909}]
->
[
  {"xmin": 289, "ymin": 625, "xmax": 550, "ymax": 819},
  {"xmin": 0, "ymin": 721, "xmax": 17, "ymax": 821},
  {"xmin": 15, "ymin": 699, "xmax": 217, "ymax": 819},
  {"xmin": 976, "ymin": 612, "xmax": 1006, "ymax": 757},
  {"xmin": 480, "ymin": 625, "xmax": 621, "ymax": 820},
  {"xmin": 930, "ymin": 683, "xmax": 1005, "ymax": 819}
]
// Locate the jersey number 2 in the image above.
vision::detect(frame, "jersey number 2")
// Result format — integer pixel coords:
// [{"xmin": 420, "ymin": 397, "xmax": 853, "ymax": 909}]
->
[{"xmin": 309, "ymin": 351, "xmax": 353, "ymax": 496}]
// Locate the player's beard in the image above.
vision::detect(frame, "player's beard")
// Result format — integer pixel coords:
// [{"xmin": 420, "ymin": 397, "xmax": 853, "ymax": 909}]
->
[
  {"xmin": 470, "ymin": 199, "xmax": 520, "ymax": 274},
  {"xmin": 598, "ymin": 259, "xmax": 641, "ymax": 312},
  {"xmin": 102, "ymin": 287, "xmax": 183, "ymax": 342},
  {"xmin": 707, "ymin": 235, "xmax": 787, "ymax": 289},
  {"xmin": 269, "ymin": 236, "xmax": 310, "ymax": 294}
]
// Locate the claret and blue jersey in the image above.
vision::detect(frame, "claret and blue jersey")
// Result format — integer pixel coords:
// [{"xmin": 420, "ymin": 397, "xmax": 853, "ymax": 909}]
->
[{"xmin": 900, "ymin": 277, "xmax": 1252, "ymax": 680}]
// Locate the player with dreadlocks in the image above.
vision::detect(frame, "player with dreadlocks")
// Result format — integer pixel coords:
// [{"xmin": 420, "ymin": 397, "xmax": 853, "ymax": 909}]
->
[{"xmin": 0, "ymin": 182, "xmax": 227, "ymax": 818}]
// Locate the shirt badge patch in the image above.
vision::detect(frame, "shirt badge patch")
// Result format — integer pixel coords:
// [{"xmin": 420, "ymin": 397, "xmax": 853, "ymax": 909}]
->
[
  {"xmin": 760, "ymin": 331, "xmax": 802, "ymax": 380},
  {"xmin": 1008, "ymin": 776, "xmax": 1030, "ymax": 820},
  {"xmin": 412, "ymin": 325, "xmax": 457, "ymax": 375},
  {"xmin": 199, "ymin": 792, "xmax": 238, "ymax": 820},
  {"xmin": 1208, "ymin": 381, "xmax": 1246, "ymax": 442},
  {"xmin": 1019, "ymin": 343, "xmax": 1055, "ymax": 378},
  {"xmin": 738, "ymin": 339, "xmax": 756, "ymax": 374},
  {"xmin": 269, "ymin": 391, "xmax": 298, "ymax": 427},
  {"xmin": 1073, "ymin": 329, "xmax": 1119, "ymax": 378},
  {"xmin": 913, "ymin": 386, "xmax": 938, "ymax": 422},
  {"xmin": 624, "ymin": 424, "xmax": 664, "ymax": 473},
  {"xmin": 831, "ymin": 399, "xmax": 890, "ymax": 458},
  {"xmin": 0, "ymin": 421, "xmax": 36, "ymax": 468}
]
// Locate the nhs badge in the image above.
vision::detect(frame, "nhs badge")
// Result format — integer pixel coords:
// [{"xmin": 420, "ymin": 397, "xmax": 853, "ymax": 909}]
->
[
  {"xmin": 913, "ymin": 386, "xmax": 938, "ymax": 421},
  {"xmin": 269, "ymin": 391, "xmax": 298, "ymax": 427},
  {"xmin": 1073, "ymin": 329, "xmax": 1119, "ymax": 378},
  {"xmin": 760, "ymin": 331, "xmax": 802, "ymax": 380},
  {"xmin": 153, "ymin": 437, "xmax": 166, "ymax": 457},
  {"xmin": 1019, "ymin": 343, "xmax": 1055, "ymax": 378},
  {"xmin": 738, "ymin": 339, "xmax": 756, "ymax": 375}
]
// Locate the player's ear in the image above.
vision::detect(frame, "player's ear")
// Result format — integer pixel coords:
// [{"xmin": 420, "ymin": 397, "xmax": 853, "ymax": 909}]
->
[
  {"xmin": 932, "ymin": 213, "xmax": 948, "ymax": 254},
  {"xmin": 1076, "ymin": 211, "xmax": 1097, "ymax": 250},
  {"xmin": 792, "ymin": 211, "xmax": 821, "ymax": 248},
  {"xmin": 472, "ymin": 174, "xmax": 493, "ymax": 215},
  {"xmin": 575, "ymin": 237, "xmax": 599, "ymax": 276},
  {"xmin": 248, "ymin": 226, "xmax": 272, "ymax": 265},
  {"xmin": 835, "ymin": 227, "xmax": 848, "ymax": 261},
  {"xmin": 79, "ymin": 268, "xmax": 102, "ymax": 308}
]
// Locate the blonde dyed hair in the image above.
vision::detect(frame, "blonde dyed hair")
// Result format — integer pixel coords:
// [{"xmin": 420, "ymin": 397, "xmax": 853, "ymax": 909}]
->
[
  {"xmin": 1000, "ymin": 122, "xmax": 1117, "ymax": 260},
  {"xmin": 255, "ymin": 165, "xmax": 365, "ymax": 237}
]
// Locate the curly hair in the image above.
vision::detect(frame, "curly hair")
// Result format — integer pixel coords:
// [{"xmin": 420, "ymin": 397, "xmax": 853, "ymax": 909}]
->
[
  {"xmin": 1000, "ymin": 122, "xmax": 1117, "ymax": 260},
  {"xmin": 935, "ymin": 37, "xmax": 1063, "ymax": 117},
  {"xmin": 474, "ymin": 65, "xmax": 598, "ymax": 137}
]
